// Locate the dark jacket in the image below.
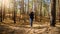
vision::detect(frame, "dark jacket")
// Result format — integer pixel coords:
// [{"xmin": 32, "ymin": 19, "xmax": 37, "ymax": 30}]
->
[{"xmin": 29, "ymin": 12, "xmax": 34, "ymax": 19}]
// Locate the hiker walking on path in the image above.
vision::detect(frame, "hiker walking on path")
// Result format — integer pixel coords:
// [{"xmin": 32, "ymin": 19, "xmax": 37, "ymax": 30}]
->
[{"xmin": 29, "ymin": 12, "xmax": 34, "ymax": 27}]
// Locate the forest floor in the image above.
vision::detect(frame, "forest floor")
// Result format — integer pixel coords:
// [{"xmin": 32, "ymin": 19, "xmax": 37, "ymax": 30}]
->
[
  {"xmin": 0, "ymin": 18, "xmax": 60, "ymax": 34},
  {"xmin": 0, "ymin": 22, "xmax": 60, "ymax": 34}
]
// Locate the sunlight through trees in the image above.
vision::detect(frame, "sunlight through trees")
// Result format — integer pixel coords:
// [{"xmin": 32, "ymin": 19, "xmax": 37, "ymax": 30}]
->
[{"xmin": 0, "ymin": 0, "xmax": 60, "ymax": 25}]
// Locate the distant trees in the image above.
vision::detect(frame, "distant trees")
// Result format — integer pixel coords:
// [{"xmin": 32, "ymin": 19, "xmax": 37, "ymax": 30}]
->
[
  {"xmin": 0, "ymin": 0, "xmax": 6, "ymax": 22},
  {"xmin": 0, "ymin": 0, "xmax": 59, "ymax": 25}
]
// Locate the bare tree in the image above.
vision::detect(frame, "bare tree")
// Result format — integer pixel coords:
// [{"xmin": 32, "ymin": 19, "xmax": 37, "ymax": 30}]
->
[
  {"xmin": 3, "ymin": 3, "xmax": 5, "ymax": 21},
  {"xmin": 13, "ymin": 0, "xmax": 16, "ymax": 24},
  {"xmin": 0, "ymin": 1, "xmax": 2, "ymax": 22},
  {"xmin": 50, "ymin": 0, "xmax": 56, "ymax": 26},
  {"xmin": 21, "ymin": 0, "xmax": 24, "ymax": 14},
  {"xmin": 40, "ymin": 0, "xmax": 42, "ymax": 22},
  {"xmin": 58, "ymin": 0, "xmax": 60, "ymax": 22}
]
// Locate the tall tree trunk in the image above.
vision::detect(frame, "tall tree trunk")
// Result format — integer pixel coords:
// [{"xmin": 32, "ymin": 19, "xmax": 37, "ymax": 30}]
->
[
  {"xmin": 59, "ymin": 0, "xmax": 60, "ymax": 22},
  {"xmin": 51, "ymin": 0, "xmax": 56, "ymax": 26},
  {"xmin": 40, "ymin": 0, "xmax": 42, "ymax": 22},
  {"xmin": 34, "ymin": 0, "xmax": 37, "ymax": 21},
  {"xmin": 3, "ymin": 4, "xmax": 5, "ymax": 21},
  {"xmin": 9, "ymin": 2, "xmax": 10, "ymax": 18},
  {"xmin": 0, "ymin": 6, "xmax": 2, "ymax": 22},
  {"xmin": 0, "ymin": 2, "xmax": 2, "ymax": 22},
  {"xmin": 21, "ymin": 0, "xmax": 24, "ymax": 14},
  {"xmin": 28, "ymin": 0, "xmax": 29, "ymax": 14},
  {"xmin": 14, "ymin": 0, "xmax": 16, "ymax": 24}
]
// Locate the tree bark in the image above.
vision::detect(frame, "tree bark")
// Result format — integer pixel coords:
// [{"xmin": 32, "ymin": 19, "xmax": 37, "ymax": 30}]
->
[
  {"xmin": 59, "ymin": 0, "xmax": 60, "ymax": 22},
  {"xmin": 51, "ymin": 0, "xmax": 56, "ymax": 26},
  {"xmin": 0, "ymin": 2, "xmax": 2, "ymax": 22},
  {"xmin": 40, "ymin": 0, "xmax": 42, "ymax": 22},
  {"xmin": 14, "ymin": 0, "xmax": 16, "ymax": 24},
  {"xmin": 0, "ymin": 7, "xmax": 2, "ymax": 22}
]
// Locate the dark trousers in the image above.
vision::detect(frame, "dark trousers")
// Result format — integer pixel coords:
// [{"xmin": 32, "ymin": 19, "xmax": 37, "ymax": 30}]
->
[{"xmin": 30, "ymin": 18, "xmax": 33, "ymax": 27}]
